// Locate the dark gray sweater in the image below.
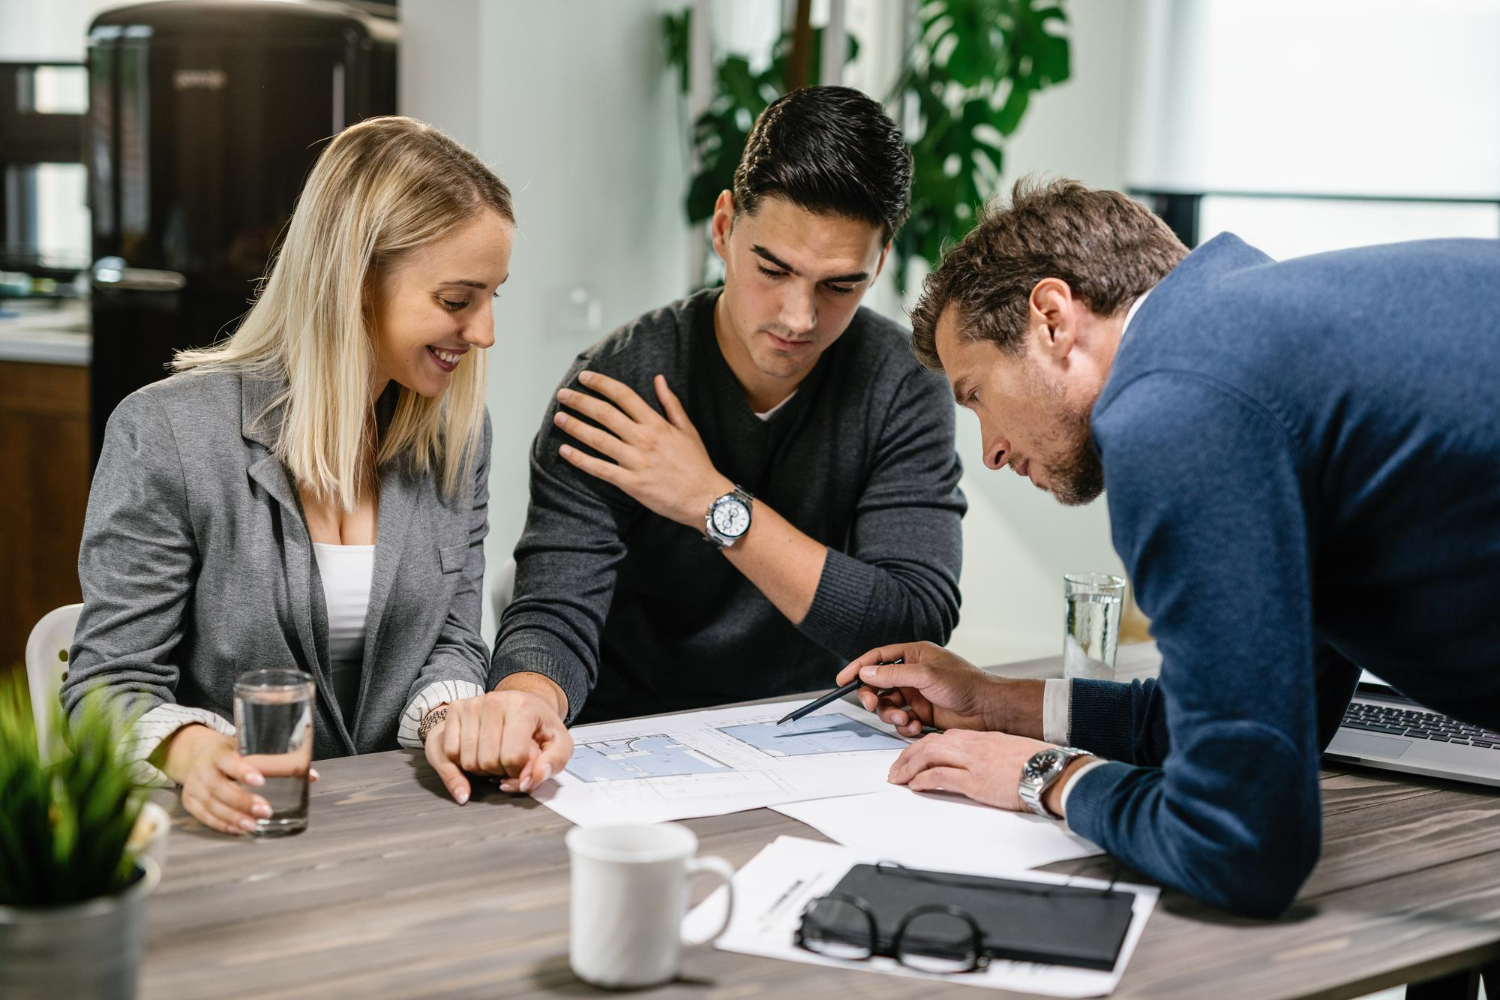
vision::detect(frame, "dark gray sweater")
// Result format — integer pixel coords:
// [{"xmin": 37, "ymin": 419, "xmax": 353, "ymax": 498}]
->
[{"xmin": 490, "ymin": 290, "xmax": 965, "ymax": 723}]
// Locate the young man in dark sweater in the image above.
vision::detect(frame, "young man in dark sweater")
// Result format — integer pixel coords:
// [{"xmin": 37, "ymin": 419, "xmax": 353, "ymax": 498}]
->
[
  {"xmin": 836, "ymin": 178, "xmax": 1500, "ymax": 917},
  {"xmin": 454, "ymin": 86, "xmax": 964, "ymax": 794}
]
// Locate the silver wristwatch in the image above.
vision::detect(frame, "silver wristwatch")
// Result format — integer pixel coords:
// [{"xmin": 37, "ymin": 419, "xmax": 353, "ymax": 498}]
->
[
  {"xmin": 1018, "ymin": 746, "xmax": 1090, "ymax": 819},
  {"xmin": 704, "ymin": 486, "xmax": 754, "ymax": 549}
]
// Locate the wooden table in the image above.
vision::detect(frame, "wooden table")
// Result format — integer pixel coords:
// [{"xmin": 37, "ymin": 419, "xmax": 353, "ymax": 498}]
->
[{"xmin": 143, "ymin": 643, "xmax": 1500, "ymax": 998}]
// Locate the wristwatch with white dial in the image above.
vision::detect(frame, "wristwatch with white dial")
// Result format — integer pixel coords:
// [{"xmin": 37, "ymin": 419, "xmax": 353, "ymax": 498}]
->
[
  {"xmin": 704, "ymin": 486, "xmax": 754, "ymax": 549},
  {"xmin": 1018, "ymin": 746, "xmax": 1090, "ymax": 819}
]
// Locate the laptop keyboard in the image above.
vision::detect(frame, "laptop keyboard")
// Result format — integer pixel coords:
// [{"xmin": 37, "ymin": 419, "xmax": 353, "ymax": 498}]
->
[{"xmin": 1342, "ymin": 702, "xmax": 1500, "ymax": 748}]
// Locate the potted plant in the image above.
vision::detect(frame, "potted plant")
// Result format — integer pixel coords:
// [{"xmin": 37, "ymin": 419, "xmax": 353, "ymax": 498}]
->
[{"xmin": 0, "ymin": 674, "xmax": 157, "ymax": 1000}]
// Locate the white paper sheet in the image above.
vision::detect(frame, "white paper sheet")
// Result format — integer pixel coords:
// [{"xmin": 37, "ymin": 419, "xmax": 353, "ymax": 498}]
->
[
  {"xmin": 534, "ymin": 700, "xmax": 911, "ymax": 826},
  {"xmin": 774, "ymin": 786, "xmax": 1103, "ymax": 873},
  {"xmin": 685, "ymin": 836, "xmax": 1157, "ymax": 997}
]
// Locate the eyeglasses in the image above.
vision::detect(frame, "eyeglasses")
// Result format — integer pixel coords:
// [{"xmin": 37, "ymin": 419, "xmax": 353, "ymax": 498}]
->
[
  {"xmin": 794, "ymin": 859, "xmax": 1124, "ymax": 976},
  {"xmin": 795, "ymin": 891, "xmax": 990, "ymax": 974}
]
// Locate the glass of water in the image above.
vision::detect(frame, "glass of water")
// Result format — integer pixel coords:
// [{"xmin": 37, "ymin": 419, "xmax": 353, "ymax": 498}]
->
[
  {"xmin": 233, "ymin": 669, "xmax": 315, "ymax": 836},
  {"xmin": 1063, "ymin": 573, "xmax": 1126, "ymax": 681}
]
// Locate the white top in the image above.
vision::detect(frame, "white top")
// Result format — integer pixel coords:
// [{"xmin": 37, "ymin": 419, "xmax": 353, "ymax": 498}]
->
[
  {"xmin": 312, "ymin": 542, "xmax": 375, "ymax": 726},
  {"xmin": 753, "ymin": 390, "xmax": 797, "ymax": 422},
  {"xmin": 1120, "ymin": 288, "xmax": 1152, "ymax": 341}
]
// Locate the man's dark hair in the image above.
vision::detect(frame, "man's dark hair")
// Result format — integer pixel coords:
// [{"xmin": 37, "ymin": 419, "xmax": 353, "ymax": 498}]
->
[
  {"xmin": 733, "ymin": 85, "xmax": 912, "ymax": 241},
  {"xmin": 910, "ymin": 177, "xmax": 1189, "ymax": 371}
]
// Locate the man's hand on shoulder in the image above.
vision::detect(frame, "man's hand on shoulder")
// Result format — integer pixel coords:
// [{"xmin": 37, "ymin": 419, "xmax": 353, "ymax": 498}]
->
[{"xmin": 552, "ymin": 370, "xmax": 730, "ymax": 530}]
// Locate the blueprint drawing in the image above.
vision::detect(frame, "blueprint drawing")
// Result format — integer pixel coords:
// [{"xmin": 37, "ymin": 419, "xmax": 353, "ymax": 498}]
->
[
  {"xmin": 567, "ymin": 735, "xmax": 732, "ymax": 783},
  {"xmin": 535, "ymin": 700, "xmax": 909, "ymax": 826},
  {"xmin": 717, "ymin": 716, "xmax": 908, "ymax": 757}
]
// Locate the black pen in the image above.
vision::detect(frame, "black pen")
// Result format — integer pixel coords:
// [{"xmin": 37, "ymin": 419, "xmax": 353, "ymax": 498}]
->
[{"xmin": 775, "ymin": 659, "xmax": 902, "ymax": 726}]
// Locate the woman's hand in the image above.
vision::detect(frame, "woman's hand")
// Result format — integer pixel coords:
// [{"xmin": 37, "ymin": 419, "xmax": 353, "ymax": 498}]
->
[
  {"xmin": 423, "ymin": 678, "xmax": 574, "ymax": 804},
  {"xmin": 157, "ymin": 723, "xmax": 319, "ymax": 835}
]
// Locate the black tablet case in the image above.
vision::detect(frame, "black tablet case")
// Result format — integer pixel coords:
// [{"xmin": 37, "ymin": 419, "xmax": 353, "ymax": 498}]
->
[{"xmin": 819, "ymin": 863, "xmax": 1136, "ymax": 971}]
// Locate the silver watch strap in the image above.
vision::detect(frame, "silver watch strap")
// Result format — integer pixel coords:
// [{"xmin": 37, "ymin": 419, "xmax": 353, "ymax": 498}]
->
[{"xmin": 1021, "ymin": 746, "xmax": 1089, "ymax": 819}]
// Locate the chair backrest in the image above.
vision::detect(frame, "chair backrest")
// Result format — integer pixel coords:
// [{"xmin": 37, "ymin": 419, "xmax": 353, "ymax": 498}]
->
[{"xmin": 25, "ymin": 603, "xmax": 83, "ymax": 759}]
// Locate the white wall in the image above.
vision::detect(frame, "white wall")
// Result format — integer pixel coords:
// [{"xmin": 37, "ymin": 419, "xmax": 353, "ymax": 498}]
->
[{"xmin": 401, "ymin": 0, "xmax": 690, "ymax": 643}]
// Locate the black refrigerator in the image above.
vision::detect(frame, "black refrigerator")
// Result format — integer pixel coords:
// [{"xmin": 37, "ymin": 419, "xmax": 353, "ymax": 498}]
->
[{"xmin": 86, "ymin": 0, "xmax": 398, "ymax": 464}]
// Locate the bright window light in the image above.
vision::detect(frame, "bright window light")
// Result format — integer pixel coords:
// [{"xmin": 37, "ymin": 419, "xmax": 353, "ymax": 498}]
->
[{"xmin": 1197, "ymin": 195, "xmax": 1500, "ymax": 260}]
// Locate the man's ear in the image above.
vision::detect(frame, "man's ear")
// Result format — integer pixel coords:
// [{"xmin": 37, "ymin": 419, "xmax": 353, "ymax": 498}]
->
[
  {"xmin": 709, "ymin": 191, "xmax": 735, "ymax": 262},
  {"xmin": 1028, "ymin": 277, "xmax": 1077, "ymax": 361}
]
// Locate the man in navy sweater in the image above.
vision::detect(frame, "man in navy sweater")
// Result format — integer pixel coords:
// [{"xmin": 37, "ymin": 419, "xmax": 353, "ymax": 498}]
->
[{"xmin": 835, "ymin": 177, "xmax": 1500, "ymax": 916}]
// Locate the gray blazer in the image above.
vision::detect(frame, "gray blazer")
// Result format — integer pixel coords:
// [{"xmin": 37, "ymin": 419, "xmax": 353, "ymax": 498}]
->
[{"xmin": 63, "ymin": 370, "xmax": 492, "ymax": 758}]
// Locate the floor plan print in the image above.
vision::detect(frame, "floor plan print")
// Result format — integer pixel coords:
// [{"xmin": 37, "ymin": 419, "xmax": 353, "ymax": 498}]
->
[
  {"xmin": 566, "ymin": 735, "xmax": 733, "ymax": 783},
  {"xmin": 716, "ymin": 716, "xmax": 908, "ymax": 757},
  {"xmin": 536, "ymin": 700, "xmax": 910, "ymax": 826}
]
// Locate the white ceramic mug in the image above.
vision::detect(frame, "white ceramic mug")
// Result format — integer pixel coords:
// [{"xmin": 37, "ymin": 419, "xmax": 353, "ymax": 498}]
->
[{"xmin": 566, "ymin": 823, "xmax": 735, "ymax": 989}]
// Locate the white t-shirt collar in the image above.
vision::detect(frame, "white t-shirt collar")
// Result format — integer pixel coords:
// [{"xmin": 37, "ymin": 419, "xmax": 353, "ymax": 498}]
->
[{"xmin": 1120, "ymin": 286, "xmax": 1154, "ymax": 341}]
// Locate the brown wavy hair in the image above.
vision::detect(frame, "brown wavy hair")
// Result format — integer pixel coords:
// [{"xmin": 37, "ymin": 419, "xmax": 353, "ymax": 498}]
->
[{"xmin": 911, "ymin": 176, "xmax": 1186, "ymax": 371}]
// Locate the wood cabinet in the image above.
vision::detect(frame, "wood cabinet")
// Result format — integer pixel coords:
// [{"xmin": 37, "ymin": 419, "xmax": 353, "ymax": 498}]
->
[{"xmin": 0, "ymin": 360, "xmax": 89, "ymax": 671}]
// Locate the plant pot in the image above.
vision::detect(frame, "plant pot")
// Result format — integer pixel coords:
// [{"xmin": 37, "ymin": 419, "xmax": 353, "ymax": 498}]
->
[{"xmin": 0, "ymin": 857, "xmax": 159, "ymax": 1000}]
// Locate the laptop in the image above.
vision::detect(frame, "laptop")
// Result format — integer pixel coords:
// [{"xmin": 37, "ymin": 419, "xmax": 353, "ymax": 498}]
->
[{"xmin": 1324, "ymin": 671, "xmax": 1500, "ymax": 788}]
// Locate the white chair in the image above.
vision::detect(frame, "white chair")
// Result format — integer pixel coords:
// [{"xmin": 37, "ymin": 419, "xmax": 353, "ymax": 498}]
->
[{"xmin": 25, "ymin": 603, "xmax": 83, "ymax": 760}]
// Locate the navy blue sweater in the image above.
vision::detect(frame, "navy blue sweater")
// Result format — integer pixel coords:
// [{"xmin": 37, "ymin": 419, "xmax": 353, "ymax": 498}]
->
[{"xmin": 1064, "ymin": 234, "xmax": 1500, "ymax": 916}]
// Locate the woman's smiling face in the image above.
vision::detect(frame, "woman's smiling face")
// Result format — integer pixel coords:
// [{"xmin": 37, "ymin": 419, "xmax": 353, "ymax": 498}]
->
[{"xmin": 369, "ymin": 209, "xmax": 514, "ymax": 398}]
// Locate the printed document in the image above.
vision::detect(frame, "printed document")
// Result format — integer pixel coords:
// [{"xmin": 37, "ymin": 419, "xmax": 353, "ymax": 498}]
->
[{"xmin": 534, "ymin": 700, "xmax": 910, "ymax": 826}]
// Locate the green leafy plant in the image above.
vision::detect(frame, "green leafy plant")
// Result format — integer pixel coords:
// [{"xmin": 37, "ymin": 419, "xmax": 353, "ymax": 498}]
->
[
  {"xmin": 894, "ymin": 0, "xmax": 1070, "ymax": 293},
  {"xmin": 663, "ymin": 0, "xmax": 1070, "ymax": 294},
  {"xmin": 663, "ymin": 11, "xmax": 859, "ymax": 228},
  {"xmin": 0, "ymin": 674, "xmax": 143, "ymax": 907}
]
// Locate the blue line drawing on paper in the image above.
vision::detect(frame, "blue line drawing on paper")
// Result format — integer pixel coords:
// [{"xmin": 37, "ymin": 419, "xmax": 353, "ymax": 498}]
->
[
  {"xmin": 566, "ymin": 735, "xmax": 733, "ymax": 782},
  {"xmin": 716, "ymin": 716, "xmax": 906, "ymax": 757}
]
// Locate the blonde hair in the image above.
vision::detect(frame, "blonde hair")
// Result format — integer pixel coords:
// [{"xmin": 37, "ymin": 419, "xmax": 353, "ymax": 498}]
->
[{"xmin": 174, "ymin": 116, "xmax": 514, "ymax": 509}]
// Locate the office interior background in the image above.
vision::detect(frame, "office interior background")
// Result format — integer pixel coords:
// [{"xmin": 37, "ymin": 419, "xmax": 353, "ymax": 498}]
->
[{"xmin": 2, "ymin": 0, "xmax": 1498, "ymax": 673}]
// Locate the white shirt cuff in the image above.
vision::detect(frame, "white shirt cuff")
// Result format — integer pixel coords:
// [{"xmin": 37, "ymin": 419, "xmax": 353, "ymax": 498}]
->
[
  {"xmin": 1059, "ymin": 758, "xmax": 1110, "ymax": 817},
  {"xmin": 123, "ymin": 704, "xmax": 236, "ymax": 788},
  {"xmin": 1042, "ymin": 678, "xmax": 1072, "ymax": 746},
  {"xmin": 397, "ymin": 679, "xmax": 486, "ymax": 750}
]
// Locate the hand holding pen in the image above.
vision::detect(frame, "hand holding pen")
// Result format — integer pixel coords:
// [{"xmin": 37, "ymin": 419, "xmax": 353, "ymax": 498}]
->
[
  {"xmin": 775, "ymin": 660, "xmax": 903, "ymax": 726},
  {"xmin": 831, "ymin": 641, "xmax": 1013, "ymax": 737}
]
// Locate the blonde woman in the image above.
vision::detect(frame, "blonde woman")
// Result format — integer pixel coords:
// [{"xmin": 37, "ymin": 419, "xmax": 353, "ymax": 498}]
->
[{"xmin": 64, "ymin": 116, "xmax": 572, "ymax": 835}]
